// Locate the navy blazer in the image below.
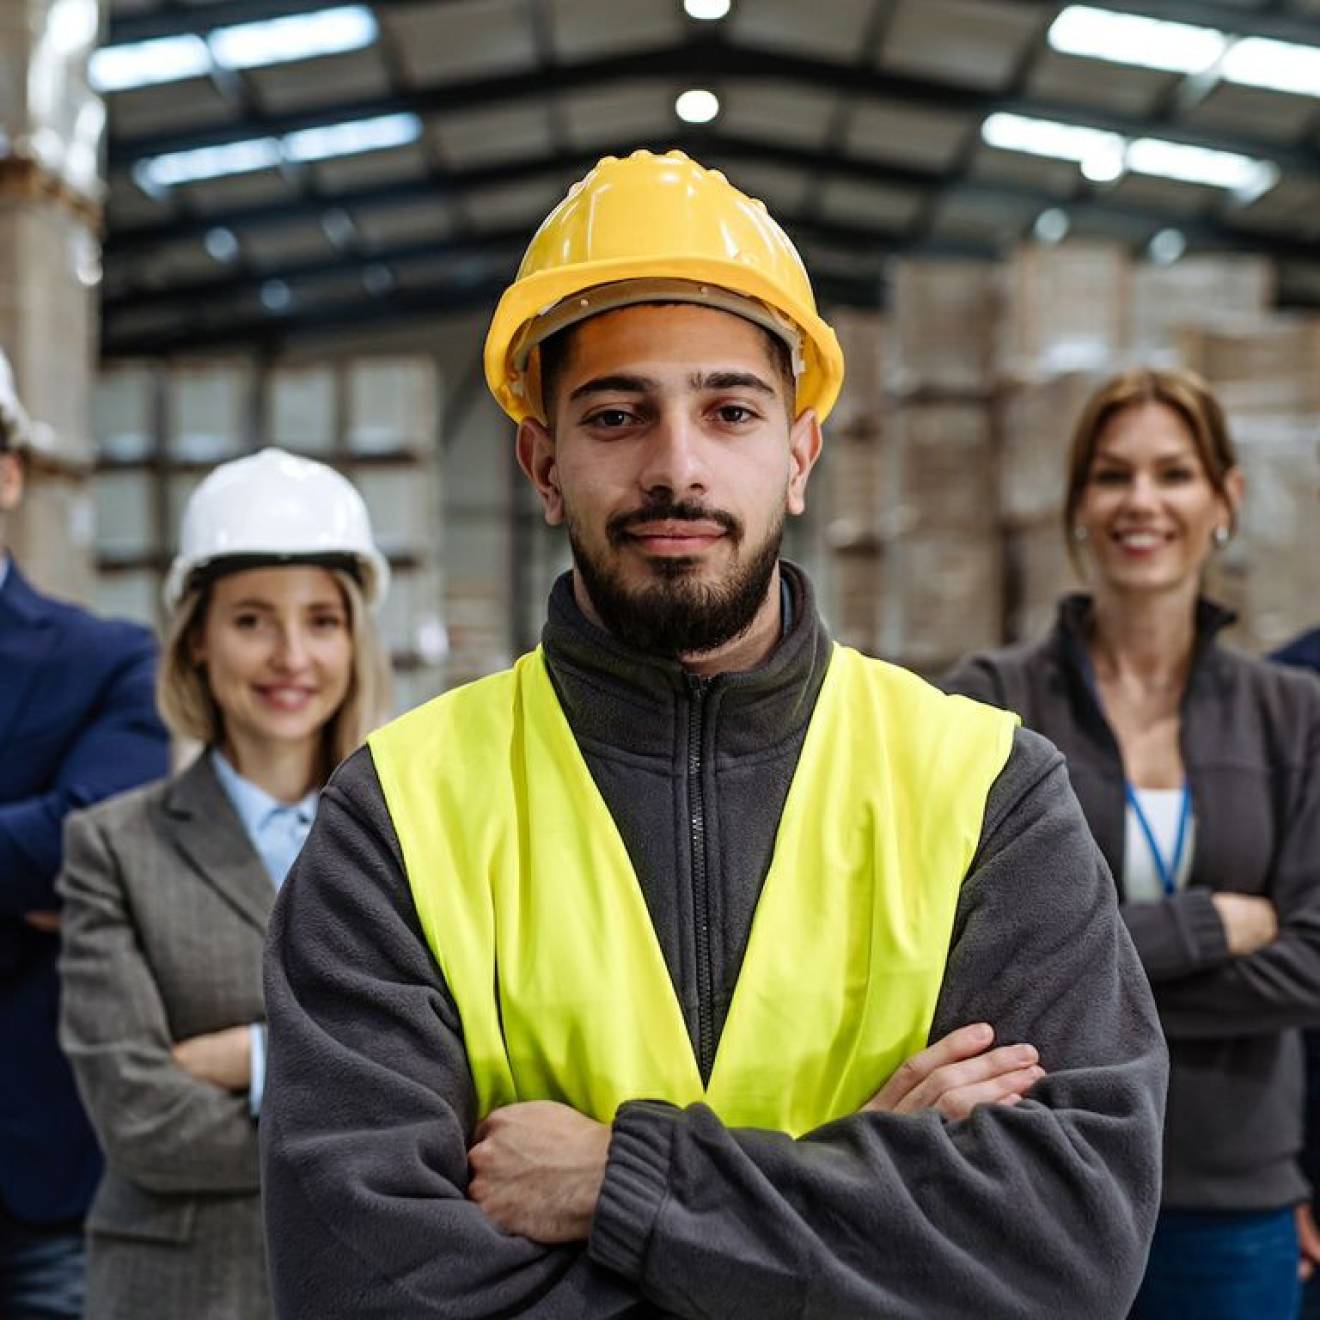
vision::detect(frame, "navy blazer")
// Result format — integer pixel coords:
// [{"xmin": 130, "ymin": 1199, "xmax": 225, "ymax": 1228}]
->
[{"xmin": 0, "ymin": 560, "xmax": 169, "ymax": 1224}]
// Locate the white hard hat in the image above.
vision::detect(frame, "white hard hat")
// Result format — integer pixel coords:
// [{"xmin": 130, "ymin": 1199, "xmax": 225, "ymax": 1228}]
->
[
  {"xmin": 0, "ymin": 349, "xmax": 32, "ymax": 452},
  {"xmin": 164, "ymin": 448, "xmax": 390, "ymax": 612}
]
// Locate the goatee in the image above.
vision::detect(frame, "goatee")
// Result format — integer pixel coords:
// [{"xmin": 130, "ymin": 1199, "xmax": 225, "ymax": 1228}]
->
[{"xmin": 568, "ymin": 497, "xmax": 784, "ymax": 658}]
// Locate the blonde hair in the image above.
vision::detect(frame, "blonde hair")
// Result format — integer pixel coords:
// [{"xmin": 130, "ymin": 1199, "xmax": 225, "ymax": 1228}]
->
[
  {"xmin": 1064, "ymin": 367, "xmax": 1239, "ymax": 566},
  {"xmin": 157, "ymin": 568, "xmax": 392, "ymax": 780}
]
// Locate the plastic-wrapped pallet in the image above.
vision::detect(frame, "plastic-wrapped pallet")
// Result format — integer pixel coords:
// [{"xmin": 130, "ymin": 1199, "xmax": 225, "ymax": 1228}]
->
[
  {"xmin": 826, "ymin": 309, "xmax": 888, "ymax": 433},
  {"xmin": 831, "ymin": 546, "xmax": 886, "ymax": 657},
  {"xmin": 1005, "ymin": 517, "xmax": 1078, "ymax": 646},
  {"xmin": 347, "ymin": 356, "xmax": 437, "ymax": 456},
  {"xmin": 166, "ymin": 362, "xmax": 253, "ymax": 463},
  {"xmin": 997, "ymin": 373, "xmax": 1105, "ymax": 529},
  {"xmin": 889, "ymin": 259, "xmax": 999, "ymax": 396},
  {"xmin": 884, "ymin": 403, "xmax": 995, "ymax": 536},
  {"xmin": 824, "ymin": 422, "xmax": 888, "ymax": 548},
  {"xmin": 999, "ymin": 242, "xmax": 1130, "ymax": 382},
  {"xmin": 1177, "ymin": 317, "xmax": 1320, "ymax": 415},
  {"xmin": 1205, "ymin": 412, "xmax": 1320, "ymax": 652},
  {"xmin": 1130, "ymin": 258, "xmax": 1275, "ymax": 364},
  {"xmin": 879, "ymin": 532, "xmax": 1003, "ymax": 675},
  {"xmin": 265, "ymin": 365, "xmax": 337, "ymax": 456}
]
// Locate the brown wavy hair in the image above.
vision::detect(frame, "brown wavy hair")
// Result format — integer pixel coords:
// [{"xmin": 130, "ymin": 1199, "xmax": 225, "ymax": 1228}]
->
[{"xmin": 1063, "ymin": 367, "xmax": 1239, "ymax": 563}]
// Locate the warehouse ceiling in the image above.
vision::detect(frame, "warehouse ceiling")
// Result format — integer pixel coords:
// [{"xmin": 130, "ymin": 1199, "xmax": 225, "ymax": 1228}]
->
[{"xmin": 99, "ymin": 0, "xmax": 1320, "ymax": 356}]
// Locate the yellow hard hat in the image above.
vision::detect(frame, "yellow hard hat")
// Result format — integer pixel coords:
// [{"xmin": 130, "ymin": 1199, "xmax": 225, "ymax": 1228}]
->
[{"xmin": 483, "ymin": 149, "xmax": 844, "ymax": 425}]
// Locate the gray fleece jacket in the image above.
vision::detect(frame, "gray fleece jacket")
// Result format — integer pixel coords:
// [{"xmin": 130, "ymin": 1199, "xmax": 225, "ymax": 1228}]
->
[
  {"xmin": 946, "ymin": 595, "xmax": 1320, "ymax": 1212},
  {"xmin": 261, "ymin": 566, "xmax": 1167, "ymax": 1319}
]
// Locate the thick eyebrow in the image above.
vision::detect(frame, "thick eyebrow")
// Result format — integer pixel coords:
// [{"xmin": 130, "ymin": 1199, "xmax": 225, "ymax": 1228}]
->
[
  {"xmin": 690, "ymin": 370, "xmax": 776, "ymax": 396},
  {"xmin": 567, "ymin": 373, "xmax": 659, "ymax": 402}
]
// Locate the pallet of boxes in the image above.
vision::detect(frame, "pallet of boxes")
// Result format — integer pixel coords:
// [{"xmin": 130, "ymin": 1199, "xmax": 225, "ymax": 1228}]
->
[{"xmin": 824, "ymin": 264, "xmax": 1004, "ymax": 677}]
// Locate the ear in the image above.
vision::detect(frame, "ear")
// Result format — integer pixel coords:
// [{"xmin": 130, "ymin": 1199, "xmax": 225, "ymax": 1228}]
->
[
  {"xmin": 1221, "ymin": 465, "xmax": 1245, "ymax": 531},
  {"xmin": 785, "ymin": 409, "xmax": 824, "ymax": 517},
  {"xmin": 0, "ymin": 450, "xmax": 24, "ymax": 515},
  {"xmin": 516, "ymin": 417, "xmax": 565, "ymax": 526}
]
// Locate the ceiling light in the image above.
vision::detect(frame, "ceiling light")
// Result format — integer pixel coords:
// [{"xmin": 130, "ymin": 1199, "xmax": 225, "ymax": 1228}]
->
[
  {"xmin": 1221, "ymin": 36, "xmax": 1320, "ymax": 98},
  {"xmin": 1148, "ymin": 229, "xmax": 1187, "ymax": 266},
  {"xmin": 363, "ymin": 263, "xmax": 395, "ymax": 296},
  {"xmin": 204, "ymin": 227, "xmax": 241, "ymax": 263},
  {"xmin": 1048, "ymin": 5, "xmax": 1227, "ymax": 76},
  {"xmin": 261, "ymin": 279, "xmax": 293, "ymax": 313},
  {"xmin": 89, "ymin": 34, "xmax": 211, "ymax": 92},
  {"xmin": 134, "ymin": 137, "xmax": 282, "ymax": 191},
  {"xmin": 283, "ymin": 113, "xmax": 421, "ymax": 163},
  {"xmin": 982, "ymin": 113, "xmax": 1279, "ymax": 203},
  {"xmin": 132, "ymin": 114, "xmax": 422, "ymax": 191},
  {"xmin": 1126, "ymin": 137, "xmax": 1279, "ymax": 201},
  {"xmin": 1033, "ymin": 208, "xmax": 1071, "ymax": 244},
  {"xmin": 209, "ymin": 6, "xmax": 377, "ymax": 71},
  {"xmin": 89, "ymin": 5, "xmax": 377, "ymax": 94},
  {"xmin": 676, "ymin": 89, "xmax": 720, "ymax": 124},
  {"xmin": 684, "ymin": 0, "xmax": 732, "ymax": 18},
  {"xmin": 982, "ymin": 112, "xmax": 1124, "ymax": 178}
]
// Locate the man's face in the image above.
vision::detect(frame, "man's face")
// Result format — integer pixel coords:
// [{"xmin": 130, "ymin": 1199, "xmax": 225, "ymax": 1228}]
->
[{"xmin": 518, "ymin": 303, "xmax": 821, "ymax": 655}]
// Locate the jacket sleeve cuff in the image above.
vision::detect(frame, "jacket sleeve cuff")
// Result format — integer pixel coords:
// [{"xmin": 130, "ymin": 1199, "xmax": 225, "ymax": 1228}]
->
[
  {"xmin": 588, "ymin": 1100, "xmax": 678, "ymax": 1283},
  {"xmin": 1177, "ymin": 888, "xmax": 1231, "ymax": 968}
]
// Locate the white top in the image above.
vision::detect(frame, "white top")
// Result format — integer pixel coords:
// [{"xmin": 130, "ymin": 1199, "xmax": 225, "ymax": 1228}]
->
[{"xmin": 1123, "ymin": 787, "xmax": 1196, "ymax": 904}]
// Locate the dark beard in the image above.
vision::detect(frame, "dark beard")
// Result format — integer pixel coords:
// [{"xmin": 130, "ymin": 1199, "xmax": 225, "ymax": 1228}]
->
[{"xmin": 568, "ymin": 497, "xmax": 784, "ymax": 658}]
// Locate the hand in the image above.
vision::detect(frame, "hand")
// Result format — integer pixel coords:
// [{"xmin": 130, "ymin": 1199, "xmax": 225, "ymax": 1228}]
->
[
  {"xmin": 23, "ymin": 910, "xmax": 61, "ymax": 933},
  {"xmin": 468, "ymin": 1101, "xmax": 611, "ymax": 1243},
  {"xmin": 1211, "ymin": 893, "xmax": 1278, "ymax": 957},
  {"xmin": 1297, "ymin": 1203, "xmax": 1320, "ymax": 1282},
  {"xmin": 863, "ymin": 1023, "xmax": 1045, "ymax": 1121},
  {"xmin": 171, "ymin": 1025, "xmax": 253, "ymax": 1092}
]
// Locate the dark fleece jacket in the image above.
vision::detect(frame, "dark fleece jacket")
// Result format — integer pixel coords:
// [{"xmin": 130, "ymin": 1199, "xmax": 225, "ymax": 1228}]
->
[{"xmin": 261, "ymin": 567, "xmax": 1167, "ymax": 1319}]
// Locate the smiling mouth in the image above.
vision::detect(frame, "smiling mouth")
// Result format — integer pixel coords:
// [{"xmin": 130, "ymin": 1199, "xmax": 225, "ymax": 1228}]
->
[
  {"xmin": 1111, "ymin": 528, "xmax": 1173, "ymax": 551},
  {"xmin": 254, "ymin": 685, "xmax": 319, "ymax": 710}
]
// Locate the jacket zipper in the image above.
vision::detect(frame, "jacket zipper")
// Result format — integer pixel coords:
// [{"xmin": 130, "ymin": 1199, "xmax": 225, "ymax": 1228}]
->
[{"xmin": 686, "ymin": 672, "xmax": 715, "ymax": 1083}]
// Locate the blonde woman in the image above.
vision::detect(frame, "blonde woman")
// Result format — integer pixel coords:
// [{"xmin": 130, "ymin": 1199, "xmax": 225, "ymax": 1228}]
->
[
  {"xmin": 947, "ymin": 369, "xmax": 1320, "ymax": 1318},
  {"xmin": 56, "ymin": 449, "xmax": 391, "ymax": 1320}
]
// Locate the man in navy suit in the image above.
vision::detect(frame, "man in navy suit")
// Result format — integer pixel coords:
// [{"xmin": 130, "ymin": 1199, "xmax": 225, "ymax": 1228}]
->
[{"xmin": 0, "ymin": 355, "xmax": 169, "ymax": 1317}]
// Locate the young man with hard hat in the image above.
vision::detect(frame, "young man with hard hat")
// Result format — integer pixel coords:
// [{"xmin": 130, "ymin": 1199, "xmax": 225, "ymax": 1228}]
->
[
  {"xmin": 262, "ymin": 151, "xmax": 1167, "ymax": 1318},
  {"xmin": 0, "ymin": 352, "xmax": 169, "ymax": 1317}
]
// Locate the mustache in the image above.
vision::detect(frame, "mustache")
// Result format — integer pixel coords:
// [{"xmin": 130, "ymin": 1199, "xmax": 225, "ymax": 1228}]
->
[{"xmin": 606, "ymin": 499, "xmax": 742, "ymax": 548}]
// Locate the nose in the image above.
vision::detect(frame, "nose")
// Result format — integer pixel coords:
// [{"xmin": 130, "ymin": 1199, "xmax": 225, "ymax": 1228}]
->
[
  {"xmin": 636, "ymin": 408, "xmax": 708, "ymax": 501},
  {"xmin": 271, "ymin": 623, "xmax": 311, "ymax": 672},
  {"xmin": 1121, "ymin": 470, "xmax": 1161, "ymax": 512}
]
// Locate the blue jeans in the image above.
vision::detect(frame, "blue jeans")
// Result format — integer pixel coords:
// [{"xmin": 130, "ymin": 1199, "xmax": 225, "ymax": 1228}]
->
[
  {"xmin": 1130, "ymin": 1207, "xmax": 1300, "ymax": 1320},
  {"xmin": 0, "ymin": 1209, "xmax": 86, "ymax": 1320}
]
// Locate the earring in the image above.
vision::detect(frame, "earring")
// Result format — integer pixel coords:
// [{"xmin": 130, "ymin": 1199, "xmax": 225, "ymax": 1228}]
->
[
  {"xmin": 1213, "ymin": 526, "xmax": 1230, "ymax": 547},
  {"xmin": 1072, "ymin": 525, "xmax": 1089, "ymax": 543}
]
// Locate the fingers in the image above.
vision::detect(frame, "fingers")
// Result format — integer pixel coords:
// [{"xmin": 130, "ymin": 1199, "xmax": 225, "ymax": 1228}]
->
[
  {"xmin": 930, "ymin": 1065, "xmax": 1046, "ymax": 1121},
  {"xmin": 897, "ymin": 1045, "xmax": 1043, "ymax": 1116},
  {"xmin": 867, "ymin": 1023, "xmax": 995, "ymax": 1111}
]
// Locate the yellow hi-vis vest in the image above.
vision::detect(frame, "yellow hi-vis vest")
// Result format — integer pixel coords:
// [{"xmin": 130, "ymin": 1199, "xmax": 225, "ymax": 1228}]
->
[{"xmin": 369, "ymin": 643, "xmax": 1016, "ymax": 1137}]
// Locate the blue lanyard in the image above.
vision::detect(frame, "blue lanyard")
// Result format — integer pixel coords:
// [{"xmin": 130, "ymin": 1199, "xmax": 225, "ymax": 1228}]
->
[{"xmin": 1125, "ymin": 783, "xmax": 1192, "ymax": 897}]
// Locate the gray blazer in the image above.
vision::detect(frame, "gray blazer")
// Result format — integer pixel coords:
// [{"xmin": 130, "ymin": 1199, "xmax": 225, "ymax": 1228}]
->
[{"xmin": 58, "ymin": 755, "xmax": 276, "ymax": 1320}]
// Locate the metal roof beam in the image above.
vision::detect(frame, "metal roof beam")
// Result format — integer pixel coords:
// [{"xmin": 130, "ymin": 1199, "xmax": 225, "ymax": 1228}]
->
[
  {"xmin": 106, "ymin": 37, "xmax": 1320, "ymax": 178},
  {"xmin": 104, "ymin": 131, "xmax": 1320, "ymax": 278}
]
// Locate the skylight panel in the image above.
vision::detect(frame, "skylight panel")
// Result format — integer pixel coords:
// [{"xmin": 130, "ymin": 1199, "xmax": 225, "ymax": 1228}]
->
[
  {"xmin": 89, "ymin": 34, "xmax": 211, "ymax": 92},
  {"xmin": 1048, "ymin": 5, "xmax": 1227, "ymax": 76},
  {"xmin": 132, "ymin": 114, "xmax": 423, "ymax": 191},
  {"xmin": 90, "ymin": 5, "xmax": 378, "ymax": 94},
  {"xmin": 209, "ymin": 6, "xmax": 378, "ymax": 72},
  {"xmin": 1125, "ymin": 138, "xmax": 1280, "ymax": 201},
  {"xmin": 1221, "ymin": 36, "xmax": 1320, "ymax": 98},
  {"xmin": 980, "ymin": 112, "xmax": 1280, "ymax": 203},
  {"xmin": 133, "ymin": 137, "xmax": 282, "ymax": 190},
  {"xmin": 283, "ymin": 114, "xmax": 422, "ymax": 164}
]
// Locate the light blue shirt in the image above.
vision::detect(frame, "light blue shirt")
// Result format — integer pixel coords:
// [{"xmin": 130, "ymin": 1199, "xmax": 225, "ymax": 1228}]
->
[
  {"xmin": 209, "ymin": 749, "xmax": 318, "ymax": 1116},
  {"xmin": 0, "ymin": 552, "xmax": 9, "ymax": 592}
]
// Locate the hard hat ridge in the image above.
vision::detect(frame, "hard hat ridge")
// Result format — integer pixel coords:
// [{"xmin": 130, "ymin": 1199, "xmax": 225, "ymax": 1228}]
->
[
  {"xmin": 163, "ymin": 447, "xmax": 390, "ymax": 612},
  {"xmin": 484, "ymin": 149, "xmax": 844, "ymax": 425}
]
